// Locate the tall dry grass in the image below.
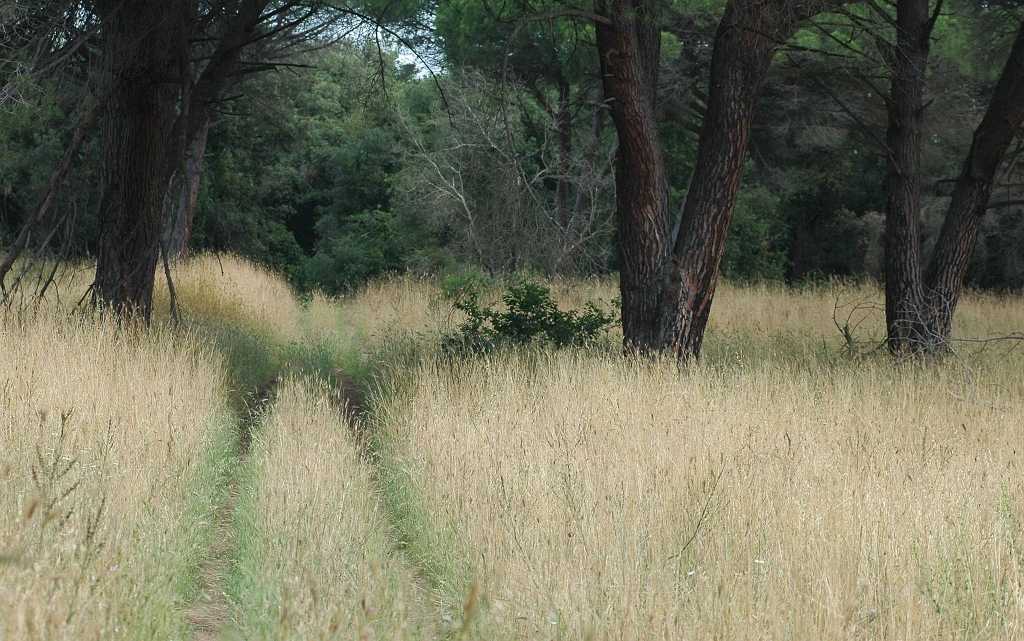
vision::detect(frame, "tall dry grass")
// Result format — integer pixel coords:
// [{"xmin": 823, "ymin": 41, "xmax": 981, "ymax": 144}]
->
[
  {"xmin": 154, "ymin": 254, "xmax": 304, "ymax": 342},
  {"xmin": 553, "ymin": 277, "xmax": 1024, "ymax": 346},
  {"xmin": 0, "ymin": 313, "xmax": 234, "ymax": 640},
  {"xmin": 314, "ymin": 275, "xmax": 450, "ymax": 340},
  {"xmin": 373, "ymin": 290, "xmax": 1024, "ymax": 640},
  {"xmin": 230, "ymin": 379, "xmax": 436, "ymax": 640},
  {"xmin": 4, "ymin": 253, "xmax": 1022, "ymax": 641},
  {"xmin": 303, "ymin": 276, "xmax": 451, "ymax": 384}
]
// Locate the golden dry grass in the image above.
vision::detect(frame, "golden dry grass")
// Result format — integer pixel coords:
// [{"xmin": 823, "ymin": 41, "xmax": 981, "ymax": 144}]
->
[
  {"xmin": 154, "ymin": 254, "xmax": 304, "ymax": 341},
  {"xmin": 552, "ymin": 277, "xmax": 1024, "ymax": 346},
  {"xmin": 230, "ymin": 379, "xmax": 436, "ymax": 641},
  {"xmin": 0, "ymin": 313, "xmax": 233, "ymax": 640},
  {"xmin": 304, "ymin": 276, "xmax": 452, "ymax": 382},
  {"xmin": 321, "ymin": 275, "xmax": 450, "ymax": 340},
  {"xmin": 11, "ymin": 254, "xmax": 305, "ymax": 342},
  {"xmin": 377, "ymin": 350, "xmax": 1024, "ymax": 640},
  {"xmin": 365, "ymin": 280, "xmax": 1024, "ymax": 641},
  {"xmin": 4, "ymin": 254, "xmax": 1023, "ymax": 641}
]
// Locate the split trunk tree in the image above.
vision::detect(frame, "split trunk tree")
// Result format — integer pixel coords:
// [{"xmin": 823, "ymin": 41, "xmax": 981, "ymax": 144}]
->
[
  {"xmin": 921, "ymin": 20, "xmax": 1024, "ymax": 343},
  {"xmin": 882, "ymin": 7, "xmax": 1024, "ymax": 353},
  {"xmin": 596, "ymin": 0, "xmax": 845, "ymax": 357},
  {"xmin": 595, "ymin": 0, "xmax": 670, "ymax": 351}
]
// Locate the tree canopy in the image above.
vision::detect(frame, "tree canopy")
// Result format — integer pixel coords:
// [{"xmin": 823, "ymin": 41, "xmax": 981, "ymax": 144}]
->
[{"xmin": 2, "ymin": 0, "xmax": 1023, "ymax": 353}]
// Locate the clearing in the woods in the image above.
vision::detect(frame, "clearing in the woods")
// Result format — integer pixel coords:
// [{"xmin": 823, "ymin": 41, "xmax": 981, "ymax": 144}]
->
[{"xmin": 2, "ymin": 254, "xmax": 1023, "ymax": 640}]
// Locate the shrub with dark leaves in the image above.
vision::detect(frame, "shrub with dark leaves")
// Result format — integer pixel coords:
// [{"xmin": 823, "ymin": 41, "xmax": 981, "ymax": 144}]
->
[{"xmin": 443, "ymin": 280, "xmax": 617, "ymax": 353}]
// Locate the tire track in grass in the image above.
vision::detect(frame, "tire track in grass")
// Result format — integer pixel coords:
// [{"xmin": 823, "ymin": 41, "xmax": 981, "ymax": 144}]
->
[
  {"xmin": 343, "ymin": 371, "xmax": 484, "ymax": 639},
  {"xmin": 222, "ymin": 378, "xmax": 441, "ymax": 640},
  {"xmin": 330, "ymin": 371, "xmax": 454, "ymax": 636},
  {"xmin": 185, "ymin": 386, "xmax": 273, "ymax": 641}
]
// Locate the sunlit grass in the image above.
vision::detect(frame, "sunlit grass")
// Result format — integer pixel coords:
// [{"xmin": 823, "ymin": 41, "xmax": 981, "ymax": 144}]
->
[
  {"xmin": 0, "ymin": 313, "xmax": 234, "ymax": 640},
  {"xmin": 4, "ymin": 253, "xmax": 1022, "ymax": 640},
  {"xmin": 373, "ymin": 348, "xmax": 1024, "ymax": 640}
]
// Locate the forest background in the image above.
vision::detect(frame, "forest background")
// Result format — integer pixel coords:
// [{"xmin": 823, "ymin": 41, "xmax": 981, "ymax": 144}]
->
[{"xmin": 4, "ymin": 0, "xmax": 1022, "ymax": 297}]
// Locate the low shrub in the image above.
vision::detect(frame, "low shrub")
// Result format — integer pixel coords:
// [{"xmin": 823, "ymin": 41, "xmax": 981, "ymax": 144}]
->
[{"xmin": 443, "ymin": 279, "xmax": 617, "ymax": 353}]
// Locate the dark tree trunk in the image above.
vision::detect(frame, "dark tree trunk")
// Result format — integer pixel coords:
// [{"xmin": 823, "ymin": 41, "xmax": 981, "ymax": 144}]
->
[
  {"xmin": 879, "ymin": 6, "xmax": 1024, "ymax": 353},
  {"xmin": 882, "ymin": 0, "xmax": 933, "ymax": 353},
  {"xmin": 163, "ymin": 115, "xmax": 211, "ymax": 260},
  {"xmin": 93, "ymin": 1, "xmax": 186, "ymax": 321},
  {"xmin": 91, "ymin": 0, "xmax": 268, "ymax": 320},
  {"xmin": 923, "ymin": 21, "xmax": 1024, "ymax": 340},
  {"xmin": 594, "ymin": 0, "xmax": 670, "ymax": 351},
  {"xmin": 654, "ymin": 0, "xmax": 844, "ymax": 358},
  {"xmin": 159, "ymin": 0, "xmax": 268, "ymax": 262}
]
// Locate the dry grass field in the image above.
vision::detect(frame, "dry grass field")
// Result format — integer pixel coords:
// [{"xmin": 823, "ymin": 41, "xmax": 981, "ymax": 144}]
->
[
  {"xmin": 375, "ymin": 352, "xmax": 1024, "ymax": 640},
  {"xmin": 2, "ymin": 255, "xmax": 1022, "ymax": 640},
  {"xmin": 0, "ymin": 313, "xmax": 234, "ymax": 640}
]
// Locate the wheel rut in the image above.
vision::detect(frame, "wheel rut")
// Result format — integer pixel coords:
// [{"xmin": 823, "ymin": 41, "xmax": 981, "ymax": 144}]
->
[{"xmin": 185, "ymin": 386, "xmax": 271, "ymax": 641}]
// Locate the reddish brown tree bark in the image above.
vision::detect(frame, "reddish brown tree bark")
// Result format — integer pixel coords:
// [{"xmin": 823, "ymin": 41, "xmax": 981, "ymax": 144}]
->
[
  {"xmin": 654, "ymin": 0, "xmax": 845, "ymax": 358},
  {"xmin": 596, "ymin": 0, "xmax": 845, "ymax": 355},
  {"xmin": 923, "ymin": 21, "xmax": 1024, "ymax": 341},
  {"xmin": 594, "ymin": 0, "xmax": 670, "ymax": 351}
]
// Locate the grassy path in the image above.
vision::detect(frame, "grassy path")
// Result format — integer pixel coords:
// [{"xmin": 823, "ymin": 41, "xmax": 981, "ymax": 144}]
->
[
  {"xmin": 185, "ymin": 391, "xmax": 267, "ymax": 641},
  {"xmin": 185, "ymin": 458, "xmax": 242, "ymax": 640},
  {"xmin": 151, "ymin": 258, "xmax": 452, "ymax": 639}
]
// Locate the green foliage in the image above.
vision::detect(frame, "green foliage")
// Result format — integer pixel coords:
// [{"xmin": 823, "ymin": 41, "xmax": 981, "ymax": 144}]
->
[
  {"xmin": 301, "ymin": 209, "xmax": 410, "ymax": 291},
  {"xmin": 439, "ymin": 268, "xmax": 495, "ymax": 301},
  {"xmin": 0, "ymin": 76, "xmax": 102, "ymax": 251},
  {"xmin": 436, "ymin": 0, "xmax": 595, "ymax": 82},
  {"xmin": 193, "ymin": 44, "xmax": 435, "ymax": 292},
  {"xmin": 721, "ymin": 185, "xmax": 788, "ymax": 282},
  {"xmin": 443, "ymin": 280, "xmax": 617, "ymax": 353},
  {"xmin": 5, "ymin": 0, "xmax": 1024, "ymax": 293}
]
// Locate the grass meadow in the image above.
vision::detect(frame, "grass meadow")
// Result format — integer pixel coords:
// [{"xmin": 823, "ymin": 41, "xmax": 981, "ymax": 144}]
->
[{"xmin": 1, "ymin": 254, "xmax": 1022, "ymax": 640}]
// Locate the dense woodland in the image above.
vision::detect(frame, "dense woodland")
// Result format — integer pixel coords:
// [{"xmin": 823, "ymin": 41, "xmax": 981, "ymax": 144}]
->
[{"xmin": 1, "ymin": 0, "xmax": 1023, "ymax": 356}]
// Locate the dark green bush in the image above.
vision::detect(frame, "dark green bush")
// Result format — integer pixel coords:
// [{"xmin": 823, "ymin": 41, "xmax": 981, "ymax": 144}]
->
[{"xmin": 443, "ymin": 280, "xmax": 617, "ymax": 353}]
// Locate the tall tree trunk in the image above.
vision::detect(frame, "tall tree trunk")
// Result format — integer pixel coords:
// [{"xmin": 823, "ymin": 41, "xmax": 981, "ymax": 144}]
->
[
  {"xmin": 91, "ymin": 0, "xmax": 269, "ymax": 320},
  {"xmin": 93, "ymin": 1, "xmax": 185, "ymax": 321},
  {"xmin": 158, "ymin": 0, "xmax": 269, "ymax": 263},
  {"xmin": 163, "ymin": 115, "xmax": 211, "ymax": 259},
  {"xmin": 923, "ymin": 21, "xmax": 1024, "ymax": 340},
  {"xmin": 883, "ymin": 0, "xmax": 933, "ymax": 353},
  {"xmin": 655, "ymin": 0, "xmax": 843, "ymax": 358},
  {"xmin": 594, "ymin": 0, "xmax": 670, "ymax": 351}
]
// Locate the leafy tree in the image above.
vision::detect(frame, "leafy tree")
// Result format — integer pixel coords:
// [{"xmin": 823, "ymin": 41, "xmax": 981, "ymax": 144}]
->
[{"xmin": 194, "ymin": 45, "xmax": 418, "ymax": 291}]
